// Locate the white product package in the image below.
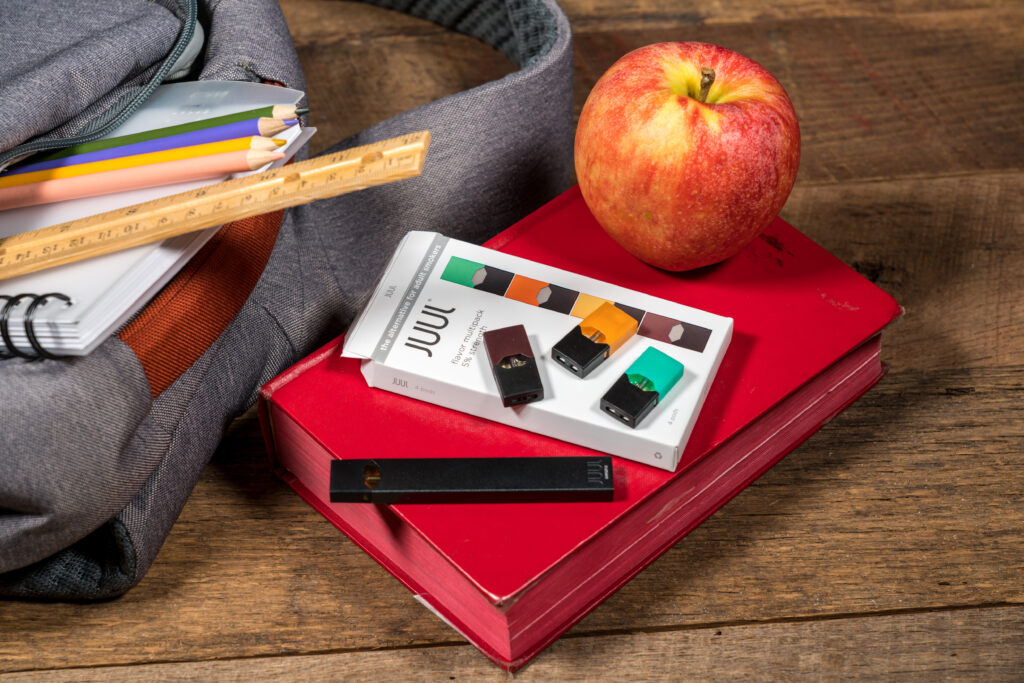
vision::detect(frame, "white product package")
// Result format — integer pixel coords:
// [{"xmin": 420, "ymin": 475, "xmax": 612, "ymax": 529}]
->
[{"xmin": 342, "ymin": 232, "xmax": 732, "ymax": 471}]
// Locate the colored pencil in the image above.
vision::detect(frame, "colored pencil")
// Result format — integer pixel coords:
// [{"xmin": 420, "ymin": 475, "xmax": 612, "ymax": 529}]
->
[
  {"xmin": 6, "ymin": 118, "xmax": 296, "ymax": 176},
  {"xmin": 32, "ymin": 105, "xmax": 306, "ymax": 162},
  {"xmin": 0, "ymin": 150, "xmax": 284, "ymax": 211},
  {"xmin": 0, "ymin": 137, "xmax": 285, "ymax": 189},
  {"xmin": 266, "ymin": 105, "xmax": 307, "ymax": 120}
]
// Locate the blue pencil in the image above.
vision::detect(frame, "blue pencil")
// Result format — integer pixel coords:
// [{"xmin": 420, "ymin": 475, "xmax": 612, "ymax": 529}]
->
[{"xmin": 5, "ymin": 118, "xmax": 298, "ymax": 176}]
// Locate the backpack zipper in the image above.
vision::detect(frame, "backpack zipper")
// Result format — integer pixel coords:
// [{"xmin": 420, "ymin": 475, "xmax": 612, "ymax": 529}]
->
[{"xmin": 0, "ymin": 0, "xmax": 198, "ymax": 171}]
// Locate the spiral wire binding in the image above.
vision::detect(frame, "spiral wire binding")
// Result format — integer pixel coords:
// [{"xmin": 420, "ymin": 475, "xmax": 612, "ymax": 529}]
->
[{"xmin": 0, "ymin": 293, "xmax": 73, "ymax": 360}]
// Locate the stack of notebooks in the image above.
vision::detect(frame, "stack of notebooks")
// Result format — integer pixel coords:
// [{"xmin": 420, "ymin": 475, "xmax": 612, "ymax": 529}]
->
[
  {"xmin": 0, "ymin": 80, "xmax": 314, "ymax": 357},
  {"xmin": 259, "ymin": 186, "xmax": 902, "ymax": 670}
]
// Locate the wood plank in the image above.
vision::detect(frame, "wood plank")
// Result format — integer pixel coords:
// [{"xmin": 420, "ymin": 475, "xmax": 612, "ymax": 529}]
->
[
  {"xmin": 1, "ymin": 362, "xmax": 1018, "ymax": 671},
  {"xmin": 280, "ymin": 1, "xmax": 449, "ymax": 46},
  {"xmin": 279, "ymin": 0, "xmax": 1011, "ymax": 39},
  {"xmin": 782, "ymin": 173, "xmax": 1023, "ymax": 372},
  {"xmin": 559, "ymin": 0, "xmax": 1012, "ymax": 30},
  {"xmin": 280, "ymin": 4, "xmax": 518, "ymax": 155},
  {"xmin": 296, "ymin": 34, "xmax": 515, "ymax": 156},
  {"xmin": 572, "ymin": 10, "xmax": 1024, "ymax": 184},
  {"xmin": 280, "ymin": 4, "xmax": 1023, "ymax": 183},
  {"xmin": 4, "ymin": 605, "xmax": 1021, "ymax": 680},
  {"xmin": 577, "ymin": 364, "xmax": 1024, "ymax": 632}
]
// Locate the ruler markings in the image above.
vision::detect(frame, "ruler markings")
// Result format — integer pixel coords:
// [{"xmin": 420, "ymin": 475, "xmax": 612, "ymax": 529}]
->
[{"xmin": 0, "ymin": 131, "xmax": 430, "ymax": 279}]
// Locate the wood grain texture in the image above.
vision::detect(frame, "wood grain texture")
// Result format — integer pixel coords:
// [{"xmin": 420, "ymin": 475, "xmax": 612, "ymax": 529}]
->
[
  {"xmin": 3, "ymin": 606, "xmax": 1021, "ymax": 680},
  {"xmin": 1, "ymin": 361, "xmax": 1019, "ymax": 670},
  {"xmin": 559, "ymin": 0, "xmax": 1009, "ymax": 30},
  {"xmin": 571, "ymin": 10, "xmax": 1024, "ymax": 184},
  {"xmin": 280, "ymin": 3, "xmax": 518, "ymax": 155},
  {"xmin": 3, "ymin": 0, "xmax": 1022, "ymax": 679},
  {"xmin": 280, "ymin": 3, "xmax": 1024, "ymax": 181},
  {"xmin": 782, "ymin": 173, "xmax": 1024, "ymax": 372}
]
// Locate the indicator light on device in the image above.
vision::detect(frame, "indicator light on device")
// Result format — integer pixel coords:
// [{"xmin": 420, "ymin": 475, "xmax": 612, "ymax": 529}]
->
[
  {"xmin": 482, "ymin": 324, "xmax": 544, "ymax": 407},
  {"xmin": 551, "ymin": 302, "xmax": 638, "ymax": 378},
  {"xmin": 600, "ymin": 347, "xmax": 684, "ymax": 428}
]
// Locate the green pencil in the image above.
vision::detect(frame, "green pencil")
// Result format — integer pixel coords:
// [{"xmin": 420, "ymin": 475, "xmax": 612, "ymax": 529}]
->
[{"xmin": 34, "ymin": 105, "xmax": 309, "ymax": 162}]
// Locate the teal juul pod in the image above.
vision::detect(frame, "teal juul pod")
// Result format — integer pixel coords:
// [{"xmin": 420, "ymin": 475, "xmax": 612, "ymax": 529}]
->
[{"xmin": 600, "ymin": 347, "xmax": 684, "ymax": 428}]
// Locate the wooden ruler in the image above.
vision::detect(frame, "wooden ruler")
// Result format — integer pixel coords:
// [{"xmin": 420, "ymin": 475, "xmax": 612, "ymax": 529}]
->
[{"xmin": 0, "ymin": 130, "xmax": 430, "ymax": 281}]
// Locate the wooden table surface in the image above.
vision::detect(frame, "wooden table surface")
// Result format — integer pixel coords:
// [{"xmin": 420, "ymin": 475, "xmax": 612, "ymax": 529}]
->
[{"xmin": 3, "ymin": 1, "xmax": 1022, "ymax": 680}]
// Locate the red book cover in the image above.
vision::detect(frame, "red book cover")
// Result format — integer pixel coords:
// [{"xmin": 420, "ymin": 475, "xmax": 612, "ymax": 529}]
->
[{"xmin": 259, "ymin": 186, "xmax": 902, "ymax": 670}]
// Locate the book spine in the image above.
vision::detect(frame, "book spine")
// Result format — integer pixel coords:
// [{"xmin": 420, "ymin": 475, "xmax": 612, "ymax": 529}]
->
[
  {"xmin": 260, "ymin": 336, "xmax": 343, "ymax": 398},
  {"xmin": 258, "ymin": 335, "xmax": 345, "ymax": 470}
]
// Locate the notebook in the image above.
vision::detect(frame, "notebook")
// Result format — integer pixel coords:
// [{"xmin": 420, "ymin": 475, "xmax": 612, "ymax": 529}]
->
[
  {"xmin": 0, "ymin": 81, "xmax": 315, "ymax": 356},
  {"xmin": 259, "ymin": 186, "xmax": 903, "ymax": 670}
]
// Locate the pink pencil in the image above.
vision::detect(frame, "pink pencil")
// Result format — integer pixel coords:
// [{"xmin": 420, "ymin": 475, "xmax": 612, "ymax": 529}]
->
[{"xmin": 0, "ymin": 150, "xmax": 285, "ymax": 211}]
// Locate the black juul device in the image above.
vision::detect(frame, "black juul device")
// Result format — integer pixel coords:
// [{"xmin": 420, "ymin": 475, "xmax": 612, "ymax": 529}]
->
[{"xmin": 329, "ymin": 457, "xmax": 615, "ymax": 504}]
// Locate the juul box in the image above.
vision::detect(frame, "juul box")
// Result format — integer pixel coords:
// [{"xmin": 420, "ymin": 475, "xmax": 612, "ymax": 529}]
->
[{"xmin": 341, "ymin": 232, "xmax": 732, "ymax": 471}]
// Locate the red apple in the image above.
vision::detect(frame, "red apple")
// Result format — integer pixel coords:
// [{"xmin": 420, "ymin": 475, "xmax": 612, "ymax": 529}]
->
[{"xmin": 574, "ymin": 42, "xmax": 800, "ymax": 271}]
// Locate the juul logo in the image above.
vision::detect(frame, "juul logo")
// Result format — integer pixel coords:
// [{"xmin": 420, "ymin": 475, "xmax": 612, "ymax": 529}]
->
[
  {"xmin": 587, "ymin": 459, "xmax": 609, "ymax": 484},
  {"xmin": 404, "ymin": 304, "xmax": 455, "ymax": 357}
]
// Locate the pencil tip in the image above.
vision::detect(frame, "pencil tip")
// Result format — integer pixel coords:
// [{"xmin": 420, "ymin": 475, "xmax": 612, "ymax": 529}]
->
[
  {"xmin": 272, "ymin": 139, "xmax": 287, "ymax": 147},
  {"xmin": 282, "ymin": 118, "xmax": 299, "ymax": 127},
  {"xmin": 295, "ymin": 107, "xmax": 310, "ymax": 116}
]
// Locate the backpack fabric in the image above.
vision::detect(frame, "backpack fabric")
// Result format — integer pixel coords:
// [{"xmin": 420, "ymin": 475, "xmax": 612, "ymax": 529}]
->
[{"xmin": 0, "ymin": 0, "xmax": 574, "ymax": 599}]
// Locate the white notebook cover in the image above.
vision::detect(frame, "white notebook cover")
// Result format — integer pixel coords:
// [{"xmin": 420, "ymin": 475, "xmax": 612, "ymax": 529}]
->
[{"xmin": 0, "ymin": 81, "xmax": 314, "ymax": 355}]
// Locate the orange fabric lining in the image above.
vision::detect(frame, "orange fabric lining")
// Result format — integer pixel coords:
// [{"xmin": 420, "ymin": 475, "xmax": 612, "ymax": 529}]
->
[
  {"xmin": 119, "ymin": 79, "xmax": 290, "ymax": 398},
  {"xmin": 119, "ymin": 210, "xmax": 284, "ymax": 398}
]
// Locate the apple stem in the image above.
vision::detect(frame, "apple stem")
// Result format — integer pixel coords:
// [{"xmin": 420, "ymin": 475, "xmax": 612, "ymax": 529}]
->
[{"xmin": 698, "ymin": 67, "xmax": 715, "ymax": 103}]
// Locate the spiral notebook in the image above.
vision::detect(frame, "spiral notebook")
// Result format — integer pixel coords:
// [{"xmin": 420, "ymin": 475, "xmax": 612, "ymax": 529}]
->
[{"xmin": 0, "ymin": 81, "xmax": 314, "ymax": 358}]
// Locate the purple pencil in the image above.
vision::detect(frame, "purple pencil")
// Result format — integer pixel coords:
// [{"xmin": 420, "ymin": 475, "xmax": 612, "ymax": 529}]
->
[{"xmin": 5, "ymin": 118, "xmax": 299, "ymax": 176}]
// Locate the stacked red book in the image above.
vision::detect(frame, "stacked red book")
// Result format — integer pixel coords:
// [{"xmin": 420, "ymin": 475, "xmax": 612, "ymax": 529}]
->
[{"xmin": 259, "ymin": 186, "xmax": 902, "ymax": 670}]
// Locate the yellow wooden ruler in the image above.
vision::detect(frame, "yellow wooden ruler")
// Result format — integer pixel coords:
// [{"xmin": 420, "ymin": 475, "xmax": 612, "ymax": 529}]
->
[{"xmin": 0, "ymin": 130, "xmax": 430, "ymax": 281}]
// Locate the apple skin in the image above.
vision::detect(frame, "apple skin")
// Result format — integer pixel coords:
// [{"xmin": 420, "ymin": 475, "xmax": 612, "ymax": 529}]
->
[{"xmin": 574, "ymin": 42, "xmax": 800, "ymax": 271}]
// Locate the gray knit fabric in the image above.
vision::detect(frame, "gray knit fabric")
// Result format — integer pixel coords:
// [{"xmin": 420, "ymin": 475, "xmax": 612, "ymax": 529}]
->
[
  {"xmin": 0, "ymin": 0, "xmax": 198, "ymax": 168},
  {"xmin": 0, "ymin": 0, "xmax": 573, "ymax": 598}
]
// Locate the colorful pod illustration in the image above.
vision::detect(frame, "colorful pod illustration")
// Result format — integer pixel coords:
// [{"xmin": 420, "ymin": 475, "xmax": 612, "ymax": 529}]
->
[
  {"xmin": 504, "ymin": 274, "xmax": 580, "ymax": 314},
  {"xmin": 601, "ymin": 347, "xmax": 684, "ymax": 428},
  {"xmin": 440, "ymin": 256, "xmax": 515, "ymax": 295},
  {"xmin": 439, "ymin": 256, "xmax": 711, "ymax": 353}
]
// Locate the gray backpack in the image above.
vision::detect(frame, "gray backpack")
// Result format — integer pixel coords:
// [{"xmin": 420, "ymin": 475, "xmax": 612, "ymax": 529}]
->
[{"xmin": 0, "ymin": 0, "xmax": 573, "ymax": 599}]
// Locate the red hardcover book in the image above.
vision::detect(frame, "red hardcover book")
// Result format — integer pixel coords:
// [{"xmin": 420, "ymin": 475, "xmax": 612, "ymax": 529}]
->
[{"xmin": 259, "ymin": 186, "xmax": 902, "ymax": 670}]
